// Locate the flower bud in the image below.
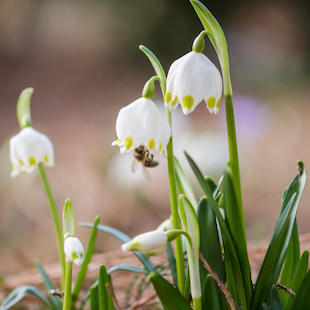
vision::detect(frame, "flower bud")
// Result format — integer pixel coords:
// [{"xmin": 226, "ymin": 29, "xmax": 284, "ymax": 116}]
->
[
  {"xmin": 64, "ymin": 236, "xmax": 84, "ymax": 266},
  {"xmin": 121, "ymin": 230, "xmax": 167, "ymax": 252},
  {"xmin": 9, "ymin": 127, "xmax": 54, "ymax": 177}
]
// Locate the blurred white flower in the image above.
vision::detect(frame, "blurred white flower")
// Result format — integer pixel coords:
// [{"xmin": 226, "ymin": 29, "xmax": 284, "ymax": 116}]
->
[
  {"xmin": 64, "ymin": 236, "xmax": 84, "ymax": 266},
  {"xmin": 10, "ymin": 127, "xmax": 54, "ymax": 177},
  {"xmin": 121, "ymin": 230, "xmax": 167, "ymax": 252},
  {"xmin": 165, "ymin": 51, "xmax": 222, "ymax": 115},
  {"xmin": 112, "ymin": 97, "xmax": 170, "ymax": 154}
]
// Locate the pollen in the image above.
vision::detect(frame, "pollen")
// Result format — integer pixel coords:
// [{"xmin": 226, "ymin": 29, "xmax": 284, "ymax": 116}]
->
[
  {"xmin": 125, "ymin": 137, "xmax": 133, "ymax": 150},
  {"xmin": 29, "ymin": 157, "xmax": 36, "ymax": 166},
  {"xmin": 165, "ymin": 92, "xmax": 172, "ymax": 103},
  {"xmin": 207, "ymin": 97, "xmax": 216, "ymax": 109},
  {"xmin": 182, "ymin": 96, "xmax": 194, "ymax": 110},
  {"xmin": 148, "ymin": 139, "xmax": 155, "ymax": 150}
]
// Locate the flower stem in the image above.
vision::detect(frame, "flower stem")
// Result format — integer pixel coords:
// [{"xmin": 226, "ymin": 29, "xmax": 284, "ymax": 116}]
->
[
  {"xmin": 38, "ymin": 163, "xmax": 66, "ymax": 288},
  {"xmin": 166, "ymin": 110, "xmax": 185, "ymax": 294},
  {"xmin": 224, "ymin": 95, "xmax": 246, "ymax": 240},
  {"xmin": 62, "ymin": 261, "xmax": 73, "ymax": 310},
  {"xmin": 193, "ymin": 297, "xmax": 202, "ymax": 310}
]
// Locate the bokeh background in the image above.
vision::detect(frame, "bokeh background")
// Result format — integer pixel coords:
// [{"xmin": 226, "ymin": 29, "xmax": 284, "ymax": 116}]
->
[{"xmin": 0, "ymin": 0, "xmax": 310, "ymax": 277}]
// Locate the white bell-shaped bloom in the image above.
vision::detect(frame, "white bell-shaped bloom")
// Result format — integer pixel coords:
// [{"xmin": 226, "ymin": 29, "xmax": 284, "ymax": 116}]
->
[
  {"xmin": 112, "ymin": 97, "xmax": 171, "ymax": 154},
  {"xmin": 64, "ymin": 236, "xmax": 84, "ymax": 266},
  {"xmin": 10, "ymin": 127, "xmax": 54, "ymax": 177},
  {"xmin": 165, "ymin": 51, "xmax": 222, "ymax": 115},
  {"xmin": 121, "ymin": 230, "xmax": 167, "ymax": 252}
]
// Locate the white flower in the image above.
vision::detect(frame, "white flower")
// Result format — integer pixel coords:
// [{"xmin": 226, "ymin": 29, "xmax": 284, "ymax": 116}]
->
[
  {"xmin": 10, "ymin": 127, "xmax": 54, "ymax": 177},
  {"xmin": 156, "ymin": 217, "xmax": 173, "ymax": 232},
  {"xmin": 121, "ymin": 230, "xmax": 167, "ymax": 252},
  {"xmin": 112, "ymin": 97, "xmax": 170, "ymax": 154},
  {"xmin": 64, "ymin": 236, "xmax": 84, "ymax": 266},
  {"xmin": 165, "ymin": 51, "xmax": 222, "ymax": 115}
]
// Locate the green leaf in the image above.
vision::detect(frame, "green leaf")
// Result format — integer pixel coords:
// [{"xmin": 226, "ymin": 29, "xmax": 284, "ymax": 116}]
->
[
  {"xmin": 223, "ymin": 169, "xmax": 252, "ymax": 303},
  {"xmin": 149, "ymin": 272, "xmax": 191, "ymax": 310},
  {"xmin": 139, "ymin": 45, "xmax": 166, "ymax": 96},
  {"xmin": 166, "ymin": 242, "xmax": 178, "ymax": 287},
  {"xmin": 202, "ymin": 275, "xmax": 223, "ymax": 310},
  {"xmin": 198, "ymin": 197, "xmax": 225, "ymax": 283},
  {"xmin": 89, "ymin": 286, "xmax": 99, "ymax": 310},
  {"xmin": 185, "ymin": 151, "xmax": 247, "ymax": 309},
  {"xmin": 98, "ymin": 265, "xmax": 114, "ymax": 310},
  {"xmin": 174, "ymin": 156, "xmax": 198, "ymax": 210},
  {"xmin": 179, "ymin": 195, "xmax": 201, "ymax": 301},
  {"xmin": 107, "ymin": 264, "xmax": 147, "ymax": 274},
  {"xmin": 0, "ymin": 285, "xmax": 51, "ymax": 310},
  {"xmin": 81, "ymin": 222, "xmax": 156, "ymax": 272},
  {"xmin": 285, "ymin": 250, "xmax": 309, "ymax": 310},
  {"xmin": 252, "ymin": 164, "xmax": 306, "ymax": 309},
  {"xmin": 72, "ymin": 216, "xmax": 100, "ymax": 306},
  {"xmin": 16, "ymin": 87, "xmax": 33, "ymax": 129},
  {"xmin": 63, "ymin": 199, "xmax": 75, "ymax": 236},
  {"xmin": 36, "ymin": 262, "xmax": 62, "ymax": 310},
  {"xmin": 271, "ymin": 285, "xmax": 283, "ymax": 310},
  {"xmin": 290, "ymin": 269, "xmax": 310, "ymax": 309}
]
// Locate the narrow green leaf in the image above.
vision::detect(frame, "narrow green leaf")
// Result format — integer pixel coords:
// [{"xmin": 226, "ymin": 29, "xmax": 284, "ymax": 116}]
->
[
  {"xmin": 184, "ymin": 268, "xmax": 191, "ymax": 302},
  {"xmin": 286, "ymin": 250, "xmax": 309, "ymax": 310},
  {"xmin": 149, "ymin": 272, "xmax": 192, "ymax": 310},
  {"xmin": 36, "ymin": 262, "xmax": 62, "ymax": 310},
  {"xmin": 223, "ymin": 169, "xmax": 252, "ymax": 303},
  {"xmin": 98, "ymin": 265, "xmax": 114, "ymax": 310},
  {"xmin": 202, "ymin": 275, "xmax": 223, "ymax": 310},
  {"xmin": 185, "ymin": 151, "xmax": 247, "ymax": 309},
  {"xmin": 107, "ymin": 264, "xmax": 147, "ymax": 274},
  {"xmin": 290, "ymin": 269, "xmax": 310, "ymax": 309},
  {"xmin": 89, "ymin": 286, "xmax": 99, "ymax": 310},
  {"xmin": 166, "ymin": 242, "xmax": 178, "ymax": 287},
  {"xmin": 252, "ymin": 164, "xmax": 306, "ymax": 309},
  {"xmin": 72, "ymin": 216, "xmax": 100, "ymax": 306},
  {"xmin": 81, "ymin": 222, "xmax": 156, "ymax": 272},
  {"xmin": 174, "ymin": 156, "xmax": 198, "ymax": 210},
  {"xmin": 0, "ymin": 285, "xmax": 51, "ymax": 310},
  {"xmin": 139, "ymin": 45, "xmax": 166, "ymax": 96},
  {"xmin": 16, "ymin": 87, "xmax": 33, "ymax": 129},
  {"xmin": 271, "ymin": 285, "xmax": 283, "ymax": 310},
  {"xmin": 198, "ymin": 197, "xmax": 225, "ymax": 282}
]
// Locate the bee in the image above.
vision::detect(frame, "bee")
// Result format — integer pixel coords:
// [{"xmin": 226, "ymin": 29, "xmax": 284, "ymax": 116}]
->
[{"xmin": 132, "ymin": 145, "xmax": 159, "ymax": 180}]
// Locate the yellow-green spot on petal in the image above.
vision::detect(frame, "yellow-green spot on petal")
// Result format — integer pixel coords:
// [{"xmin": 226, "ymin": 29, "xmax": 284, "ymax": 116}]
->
[
  {"xmin": 148, "ymin": 139, "xmax": 155, "ymax": 150},
  {"xmin": 207, "ymin": 97, "xmax": 216, "ymax": 109},
  {"xmin": 216, "ymin": 98, "xmax": 221, "ymax": 109},
  {"xmin": 19, "ymin": 159, "xmax": 24, "ymax": 166},
  {"xmin": 165, "ymin": 92, "xmax": 172, "ymax": 103},
  {"xmin": 72, "ymin": 252, "xmax": 78, "ymax": 260},
  {"xmin": 125, "ymin": 137, "xmax": 133, "ymax": 150},
  {"xmin": 29, "ymin": 157, "xmax": 36, "ymax": 166},
  {"xmin": 158, "ymin": 142, "xmax": 163, "ymax": 152},
  {"xmin": 44, "ymin": 155, "xmax": 50, "ymax": 163},
  {"xmin": 182, "ymin": 95, "xmax": 194, "ymax": 110},
  {"xmin": 171, "ymin": 96, "xmax": 178, "ymax": 107}
]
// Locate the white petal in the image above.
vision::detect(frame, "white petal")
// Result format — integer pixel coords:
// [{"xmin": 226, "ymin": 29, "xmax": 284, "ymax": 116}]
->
[{"xmin": 64, "ymin": 236, "xmax": 84, "ymax": 266}]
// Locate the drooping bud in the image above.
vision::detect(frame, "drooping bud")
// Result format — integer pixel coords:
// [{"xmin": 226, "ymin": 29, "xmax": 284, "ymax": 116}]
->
[{"xmin": 64, "ymin": 236, "xmax": 84, "ymax": 266}]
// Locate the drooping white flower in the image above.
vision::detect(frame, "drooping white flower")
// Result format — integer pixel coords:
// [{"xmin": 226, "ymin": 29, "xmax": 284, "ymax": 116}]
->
[
  {"xmin": 64, "ymin": 236, "xmax": 84, "ymax": 266},
  {"xmin": 10, "ymin": 127, "xmax": 54, "ymax": 177},
  {"xmin": 112, "ymin": 97, "xmax": 170, "ymax": 155},
  {"xmin": 156, "ymin": 217, "xmax": 173, "ymax": 232},
  {"xmin": 121, "ymin": 230, "xmax": 167, "ymax": 252},
  {"xmin": 165, "ymin": 51, "xmax": 222, "ymax": 115}
]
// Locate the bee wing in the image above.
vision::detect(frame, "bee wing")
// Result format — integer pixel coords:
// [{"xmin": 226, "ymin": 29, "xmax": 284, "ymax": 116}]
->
[
  {"xmin": 131, "ymin": 159, "xmax": 138, "ymax": 173},
  {"xmin": 142, "ymin": 166, "xmax": 151, "ymax": 181}
]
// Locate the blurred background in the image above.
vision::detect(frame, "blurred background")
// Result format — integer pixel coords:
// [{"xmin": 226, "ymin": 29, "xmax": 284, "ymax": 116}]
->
[{"xmin": 0, "ymin": 0, "xmax": 310, "ymax": 277}]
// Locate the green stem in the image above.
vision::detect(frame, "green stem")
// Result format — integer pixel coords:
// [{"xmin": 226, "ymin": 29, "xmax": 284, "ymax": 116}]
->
[
  {"xmin": 38, "ymin": 163, "xmax": 66, "ymax": 288},
  {"xmin": 224, "ymin": 95, "xmax": 246, "ymax": 240},
  {"xmin": 63, "ymin": 261, "xmax": 73, "ymax": 310},
  {"xmin": 166, "ymin": 110, "xmax": 185, "ymax": 294},
  {"xmin": 193, "ymin": 297, "xmax": 202, "ymax": 310}
]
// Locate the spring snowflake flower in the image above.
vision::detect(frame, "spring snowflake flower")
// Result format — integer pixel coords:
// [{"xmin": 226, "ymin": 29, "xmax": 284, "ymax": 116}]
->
[
  {"xmin": 64, "ymin": 236, "xmax": 84, "ymax": 266},
  {"xmin": 10, "ymin": 127, "xmax": 54, "ymax": 177},
  {"xmin": 112, "ymin": 97, "xmax": 171, "ymax": 155},
  {"xmin": 122, "ymin": 230, "xmax": 167, "ymax": 252},
  {"xmin": 165, "ymin": 51, "xmax": 222, "ymax": 115}
]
